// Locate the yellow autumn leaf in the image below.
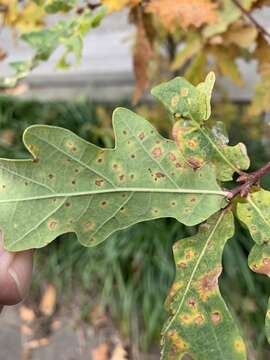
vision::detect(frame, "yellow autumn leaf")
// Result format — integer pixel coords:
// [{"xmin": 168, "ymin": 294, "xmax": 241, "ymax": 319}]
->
[
  {"xmin": 101, "ymin": 0, "xmax": 129, "ymax": 12},
  {"xmin": 146, "ymin": 0, "xmax": 219, "ymax": 31},
  {"xmin": 0, "ymin": 0, "xmax": 45, "ymax": 32}
]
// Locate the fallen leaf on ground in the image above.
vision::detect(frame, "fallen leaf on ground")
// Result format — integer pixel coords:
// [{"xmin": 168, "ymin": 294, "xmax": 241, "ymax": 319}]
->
[
  {"xmin": 92, "ymin": 342, "xmax": 110, "ymax": 360},
  {"xmin": 19, "ymin": 305, "xmax": 36, "ymax": 323},
  {"xmin": 111, "ymin": 342, "xmax": 128, "ymax": 360},
  {"xmin": 39, "ymin": 284, "xmax": 57, "ymax": 316}
]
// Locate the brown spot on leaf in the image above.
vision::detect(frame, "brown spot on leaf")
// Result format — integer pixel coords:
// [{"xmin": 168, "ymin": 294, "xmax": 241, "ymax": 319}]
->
[
  {"xmin": 48, "ymin": 174, "xmax": 54, "ymax": 180},
  {"xmin": 175, "ymin": 162, "xmax": 182, "ymax": 169},
  {"xmin": 194, "ymin": 313, "xmax": 205, "ymax": 325},
  {"xmin": 33, "ymin": 158, "xmax": 39, "ymax": 164},
  {"xmin": 48, "ymin": 219, "xmax": 58, "ymax": 231},
  {"xmin": 65, "ymin": 202, "xmax": 71, "ymax": 207},
  {"xmin": 2, "ymin": 184, "xmax": 6, "ymax": 189},
  {"xmin": 84, "ymin": 221, "xmax": 95, "ymax": 231},
  {"xmin": 96, "ymin": 158, "xmax": 103, "ymax": 164},
  {"xmin": 169, "ymin": 152, "xmax": 176, "ymax": 161},
  {"xmin": 119, "ymin": 174, "xmax": 125, "ymax": 182},
  {"xmin": 123, "ymin": 129, "xmax": 128, "ymax": 135},
  {"xmin": 155, "ymin": 172, "xmax": 165, "ymax": 178},
  {"xmin": 151, "ymin": 147, "xmax": 163, "ymax": 158},
  {"xmin": 177, "ymin": 261, "xmax": 187, "ymax": 269},
  {"xmin": 138, "ymin": 132, "xmax": 145, "ymax": 140},
  {"xmin": 131, "ymin": 154, "xmax": 136, "ymax": 159},
  {"xmin": 197, "ymin": 266, "xmax": 222, "ymax": 301},
  {"xmin": 101, "ymin": 201, "xmax": 108, "ymax": 207},
  {"xmin": 187, "ymin": 298, "xmax": 196, "ymax": 308},
  {"xmin": 95, "ymin": 179, "xmax": 104, "ymax": 187},
  {"xmin": 251, "ymin": 257, "xmax": 270, "ymax": 276},
  {"xmin": 71, "ymin": 180, "xmax": 76, "ymax": 185},
  {"xmin": 211, "ymin": 311, "xmax": 221, "ymax": 325},
  {"xmin": 187, "ymin": 157, "xmax": 203, "ymax": 170}
]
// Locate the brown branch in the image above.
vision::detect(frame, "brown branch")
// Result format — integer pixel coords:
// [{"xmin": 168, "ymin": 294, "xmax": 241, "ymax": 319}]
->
[
  {"xmin": 227, "ymin": 161, "xmax": 270, "ymax": 199},
  {"xmin": 231, "ymin": 0, "xmax": 270, "ymax": 40}
]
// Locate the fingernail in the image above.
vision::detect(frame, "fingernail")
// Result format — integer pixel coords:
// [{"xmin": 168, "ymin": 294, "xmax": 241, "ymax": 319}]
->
[
  {"xmin": 8, "ymin": 268, "xmax": 23, "ymax": 299},
  {"xmin": 0, "ymin": 236, "xmax": 23, "ymax": 300},
  {"xmin": 0, "ymin": 236, "xmax": 14, "ymax": 270}
]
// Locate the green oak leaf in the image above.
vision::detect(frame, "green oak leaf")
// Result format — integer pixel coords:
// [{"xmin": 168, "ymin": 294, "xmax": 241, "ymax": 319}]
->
[
  {"xmin": 154, "ymin": 73, "xmax": 250, "ymax": 180},
  {"xmin": 237, "ymin": 190, "xmax": 270, "ymax": 246},
  {"xmin": 0, "ymin": 108, "xmax": 226, "ymax": 252},
  {"xmin": 44, "ymin": 0, "xmax": 77, "ymax": 13},
  {"xmin": 172, "ymin": 119, "xmax": 250, "ymax": 181},
  {"xmin": 21, "ymin": 9, "xmax": 105, "ymax": 63},
  {"xmin": 151, "ymin": 72, "xmax": 215, "ymax": 123},
  {"xmin": 266, "ymin": 299, "xmax": 270, "ymax": 344},
  {"xmin": 161, "ymin": 210, "xmax": 247, "ymax": 359},
  {"xmin": 0, "ymin": 7, "xmax": 106, "ymax": 88},
  {"xmin": 237, "ymin": 189, "xmax": 270, "ymax": 344}
]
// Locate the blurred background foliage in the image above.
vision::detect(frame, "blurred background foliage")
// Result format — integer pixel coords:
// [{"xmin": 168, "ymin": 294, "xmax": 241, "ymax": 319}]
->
[{"xmin": 0, "ymin": 95, "xmax": 269, "ymax": 358}]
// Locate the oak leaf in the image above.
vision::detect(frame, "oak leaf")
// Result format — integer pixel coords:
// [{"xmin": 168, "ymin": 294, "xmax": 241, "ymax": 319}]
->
[
  {"xmin": 162, "ymin": 211, "xmax": 247, "ymax": 359},
  {"xmin": 146, "ymin": 0, "xmax": 219, "ymax": 31},
  {"xmin": 0, "ymin": 108, "xmax": 226, "ymax": 252}
]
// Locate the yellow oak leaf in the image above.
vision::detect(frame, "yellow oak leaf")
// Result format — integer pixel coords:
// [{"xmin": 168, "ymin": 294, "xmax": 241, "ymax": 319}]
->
[
  {"xmin": 146, "ymin": 0, "xmax": 219, "ymax": 31},
  {"xmin": 0, "ymin": 0, "xmax": 45, "ymax": 32}
]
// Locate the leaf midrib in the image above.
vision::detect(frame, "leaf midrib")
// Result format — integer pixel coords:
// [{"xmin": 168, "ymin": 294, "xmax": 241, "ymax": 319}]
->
[{"xmin": 0, "ymin": 187, "xmax": 226, "ymax": 204}]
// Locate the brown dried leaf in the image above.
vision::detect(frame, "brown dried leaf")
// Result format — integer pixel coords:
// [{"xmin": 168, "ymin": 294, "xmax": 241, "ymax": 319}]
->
[
  {"xmin": 249, "ymin": 35, "xmax": 270, "ymax": 115},
  {"xmin": 24, "ymin": 338, "xmax": 49, "ymax": 350},
  {"xmin": 21, "ymin": 325, "xmax": 33, "ymax": 336},
  {"xmin": 0, "ymin": 48, "xmax": 7, "ymax": 61},
  {"xmin": 111, "ymin": 342, "xmax": 128, "ymax": 360},
  {"xmin": 39, "ymin": 284, "xmax": 56, "ymax": 317},
  {"xmin": 92, "ymin": 343, "xmax": 110, "ymax": 360},
  {"xmin": 132, "ymin": 8, "xmax": 153, "ymax": 104},
  {"xmin": 224, "ymin": 25, "xmax": 258, "ymax": 48},
  {"xmin": 19, "ymin": 305, "xmax": 36, "ymax": 323},
  {"xmin": 146, "ymin": 0, "xmax": 219, "ymax": 31}
]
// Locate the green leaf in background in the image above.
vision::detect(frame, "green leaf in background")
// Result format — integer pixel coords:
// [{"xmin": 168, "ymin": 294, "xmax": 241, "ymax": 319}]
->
[
  {"xmin": 172, "ymin": 119, "xmax": 249, "ymax": 180},
  {"xmin": 44, "ymin": 0, "xmax": 77, "ymax": 13},
  {"xmin": 237, "ymin": 189, "xmax": 270, "ymax": 344},
  {"xmin": 161, "ymin": 210, "xmax": 247, "ymax": 360},
  {"xmin": 0, "ymin": 6, "xmax": 107, "ymax": 88},
  {"xmin": 266, "ymin": 299, "xmax": 270, "ymax": 344},
  {"xmin": 151, "ymin": 72, "xmax": 215, "ymax": 123},
  {"xmin": 21, "ymin": 8, "xmax": 106, "ymax": 64},
  {"xmin": 0, "ymin": 108, "xmax": 226, "ymax": 252}
]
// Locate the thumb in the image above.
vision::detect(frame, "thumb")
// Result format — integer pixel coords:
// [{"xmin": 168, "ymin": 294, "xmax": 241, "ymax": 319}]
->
[{"xmin": 0, "ymin": 234, "xmax": 33, "ymax": 306}]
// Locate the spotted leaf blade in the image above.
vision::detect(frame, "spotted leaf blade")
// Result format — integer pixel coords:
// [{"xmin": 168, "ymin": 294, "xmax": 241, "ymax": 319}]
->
[
  {"xmin": 0, "ymin": 108, "xmax": 226, "ymax": 252},
  {"xmin": 237, "ymin": 189, "xmax": 270, "ymax": 344},
  {"xmin": 153, "ymin": 73, "xmax": 249, "ymax": 180},
  {"xmin": 151, "ymin": 72, "xmax": 215, "ymax": 123},
  {"xmin": 172, "ymin": 120, "xmax": 249, "ymax": 181},
  {"xmin": 162, "ymin": 211, "xmax": 247, "ymax": 360}
]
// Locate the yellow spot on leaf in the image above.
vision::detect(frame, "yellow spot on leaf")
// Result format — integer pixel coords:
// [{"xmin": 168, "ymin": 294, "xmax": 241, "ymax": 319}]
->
[
  {"xmin": 180, "ymin": 88, "xmax": 189, "ymax": 97},
  {"xmin": 234, "ymin": 338, "xmax": 246, "ymax": 353},
  {"xmin": 171, "ymin": 95, "xmax": 180, "ymax": 107}
]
